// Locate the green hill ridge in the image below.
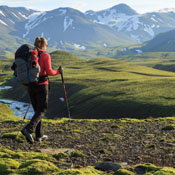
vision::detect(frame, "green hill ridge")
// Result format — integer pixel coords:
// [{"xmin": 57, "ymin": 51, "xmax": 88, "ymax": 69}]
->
[{"xmin": 2, "ymin": 51, "xmax": 175, "ymax": 119}]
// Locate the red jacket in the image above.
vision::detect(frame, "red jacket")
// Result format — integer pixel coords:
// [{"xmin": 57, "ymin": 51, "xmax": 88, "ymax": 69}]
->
[{"xmin": 32, "ymin": 49, "xmax": 60, "ymax": 85}]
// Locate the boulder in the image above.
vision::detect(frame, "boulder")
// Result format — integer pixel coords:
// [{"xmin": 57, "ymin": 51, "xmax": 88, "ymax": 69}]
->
[{"xmin": 94, "ymin": 161, "xmax": 121, "ymax": 172}]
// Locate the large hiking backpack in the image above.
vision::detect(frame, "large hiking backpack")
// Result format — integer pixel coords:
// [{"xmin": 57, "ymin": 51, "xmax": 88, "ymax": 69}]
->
[{"xmin": 12, "ymin": 44, "xmax": 41, "ymax": 85}]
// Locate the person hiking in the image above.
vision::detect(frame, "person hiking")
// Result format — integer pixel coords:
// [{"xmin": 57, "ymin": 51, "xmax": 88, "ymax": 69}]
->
[{"xmin": 21, "ymin": 37, "xmax": 63, "ymax": 144}]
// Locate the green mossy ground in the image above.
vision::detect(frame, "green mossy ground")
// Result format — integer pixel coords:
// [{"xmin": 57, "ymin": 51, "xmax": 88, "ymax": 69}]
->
[
  {"xmin": 0, "ymin": 104, "xmax": 175, "ymax": 174},
  {"xmin": 0, "ymin": 146, "xmax": 175, "ymax": 174}
]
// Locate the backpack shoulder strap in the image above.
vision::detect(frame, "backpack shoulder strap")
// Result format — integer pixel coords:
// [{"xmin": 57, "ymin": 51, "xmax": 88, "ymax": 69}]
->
[
  {"xmin": 37, "ymin": 50, "xmax": 47, "ymax": 77},
  {"xmin": 38, "ymin": 50, "xmax": 45, "ymax": 57}
]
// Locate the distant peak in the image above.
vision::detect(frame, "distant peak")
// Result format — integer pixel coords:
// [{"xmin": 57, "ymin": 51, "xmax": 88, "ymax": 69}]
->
[
  {"xmin": 110, "ymin": 3, "xmax": 138, "ymax": 15},
  {"xmin": 112, "ymin": 3, "xmax": 131, "ymax": 8},
  {"xmin": 84, "ymin": 10, "xmax": 95, "ymax": 15},
  {"xmin": 158, "ymin": 8, "xmax": 175, "ymax": 13}
]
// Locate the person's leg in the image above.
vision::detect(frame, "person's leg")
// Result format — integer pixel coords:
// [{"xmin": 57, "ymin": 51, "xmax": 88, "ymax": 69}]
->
[
  {"xmin": 26, "ymin": 111, "xmax": 45, "ymax": 134},
  {"xmin": 35, "ymin": 84, "xmax": 48, "ymax": 138},
  {"xmin": 21, "ymin": 85, "xmax": 38, "ymax": 144},
  {"xmin": 26, "ymin": 85, "xmax": 48, "ymax": 136},
  {"xmin": 35, "ymin": 120, "xmax": 48, "ymax": 141},
  {"xmin": 35, "ymin": 120, "xmax": 43, "ymax": 138},
  {"xmin": 28, "ymin": 86, "xmax": 37, "ymax": 112}
]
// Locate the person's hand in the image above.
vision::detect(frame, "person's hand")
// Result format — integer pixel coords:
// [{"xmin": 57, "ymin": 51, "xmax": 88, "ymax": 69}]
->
[{"xmin": 58, "ymin": 66, "xmax": 63, "ymax": 74}]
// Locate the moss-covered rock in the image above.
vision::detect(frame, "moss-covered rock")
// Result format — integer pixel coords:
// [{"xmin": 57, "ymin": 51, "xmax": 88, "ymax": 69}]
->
[
  {"xmin": 95, "ymin": 161, "xmax": 121, "ymax": 172},
  {"xmin": 153, "ymin": 167, "xmax": 175, "ymax": 175},
  {"xmin": 0, "ymin": 158, "xmax": 20, "ymax": 175},
  {"xmin": 19, "ymin": 151, "xmax": 56, "ymax": 163},
  {"xmin": 135, "ymin": 163, "xmax": 161, "ymax": 174},
  {"xmin": 58, "ymin": 166, "xmax": 105, "ymax": 175},
  {"xmin": 114, "ymin": 168, "xmax": 134, "ymax": 175},
  {"xmin": 70, "ymin": 151, "xmax": 88, "ymax": 158},
  {"xmin": 1, "ymin": 132, "xmax": 19, "ymax": 139},
  {"xmin": 0, "ymin": 147, "xmax": 16, "ymax": 158},
  {"xmin": 19, "ymin": 159, "xmax": 59, "ymax": 175},
  {"xmin": 53, "ymin": 152, "xmax": 69, "ymax": 160}
]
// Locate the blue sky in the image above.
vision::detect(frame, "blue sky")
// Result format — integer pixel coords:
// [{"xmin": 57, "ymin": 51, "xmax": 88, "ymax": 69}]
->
[{"xmin": 0, "ymin": 0, "xmax": 175, "ymax": 13}]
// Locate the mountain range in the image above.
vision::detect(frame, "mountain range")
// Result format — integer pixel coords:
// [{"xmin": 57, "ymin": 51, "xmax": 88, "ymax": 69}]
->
[
  {"xmin": 85, "ymin": 4, "xmax": 175, "ymax": 43},
  {"xmin": 1, "ymin": 4, "xmax": 175, "ymax": 56}
]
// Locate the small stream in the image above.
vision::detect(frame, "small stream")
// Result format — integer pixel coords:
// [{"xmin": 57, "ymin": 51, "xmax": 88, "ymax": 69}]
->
[{"xmin": 0, "ymin": 86, "xmax": 34, "ymax": 119}]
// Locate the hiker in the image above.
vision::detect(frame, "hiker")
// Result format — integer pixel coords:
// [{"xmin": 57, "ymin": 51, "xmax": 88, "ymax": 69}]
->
[{"xmin": 21, "ymin": 37, "xmax": 63, "ymax": 144}]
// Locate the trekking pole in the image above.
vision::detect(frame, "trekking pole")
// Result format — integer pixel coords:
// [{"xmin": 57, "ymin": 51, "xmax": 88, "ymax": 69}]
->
[
  {"xmin": 59, "ymin": 66, "xmax": 71, "ymax": 119},
  {"xmin": 15, "ymin": 103, "xmax": 31, "ymax": 140},
  {"xmin": 59, "ymin": 66, "xmax": 73, "ymax": 134}
]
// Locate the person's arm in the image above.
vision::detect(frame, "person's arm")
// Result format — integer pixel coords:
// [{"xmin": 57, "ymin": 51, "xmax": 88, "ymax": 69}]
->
[{"xmin": 43, "ymin": 53, "xmax": 60, "ymax": 76}]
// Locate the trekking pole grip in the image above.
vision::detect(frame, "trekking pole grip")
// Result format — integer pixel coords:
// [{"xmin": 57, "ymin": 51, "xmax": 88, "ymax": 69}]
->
[{"xmin": 59, "ymin": 66, "xmax": 63, "ymax": 75}]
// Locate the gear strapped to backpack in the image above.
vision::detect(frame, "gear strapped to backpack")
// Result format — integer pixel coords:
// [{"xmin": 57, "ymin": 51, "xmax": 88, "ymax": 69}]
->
[{"xmin": 11, "ymin": 44, "xmax": 47, "ymax": 86}]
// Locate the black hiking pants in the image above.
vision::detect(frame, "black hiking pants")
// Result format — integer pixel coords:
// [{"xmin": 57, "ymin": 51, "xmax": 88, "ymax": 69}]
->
[{"xmin": 25, "ymin": 84, "xmax": 48, "ymax": 138}]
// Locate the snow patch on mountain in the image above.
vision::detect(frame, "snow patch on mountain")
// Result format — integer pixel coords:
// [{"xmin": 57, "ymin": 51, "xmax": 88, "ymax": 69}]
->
[
  {"xmin": 23, "ymin": 11, "xmax": 46, "ymax": 38},
  {"xmin": 9, "ymin": 19, "xmax": 15, "ymax": 24},
  {"xmin": 135, "ymin": 49, "xmax": 143, "ymax": 53},
  {"xmin": 74, "ymin": 43, "xmax": 86, "ymax": 50},
  {"xmin": 18, "ymin": 12, "xmax": 27, "ymax": 19},
  {"xmin": 11, "ymin": 12, "xmax": 21, "ymax": 20},
  {"xmin": 130, "ymin": 34, "xmax": 141, "ymax": 43},
  {"xmin": 90, "ymin": 10, "xmax": 144, "ymax": 33},
  {"xmin": 64, "ymin": 16, "xmax": 74, "ymax": 32},
  {"xmin": 0, "ymin": 19, "xmax": 7, "ymax": 26},
  {"xmin": 59, "ymin": 9, "xmax": 67, "ymax": 15},
  {"xmin": 0, "ymin": 10, "xmax": 5, "ymax": 17},
  {"xmin": 104, "ymin": 43, "xmax": 107, "ymax": 47},
  {"xmin": 157, "ymin": 17, "xmax": 163, "ymax": 22},
  {"xmin": 144, "ymin": 25, "xmax": 154, "ymax": 37},
  {"xmin": 151, "ymin": 17, "xmax": 158, "ymax": 22},
  {"xmin": 125, "ymin": 16, "xmax": 143, "ymax": 31},
  {"xmin": 96, "ymin": 9, "xmax": 131, "ymax": 27},
  {"xmin": 60, "ymin": 40, "xmax": 64, "ymax": 45},
  {"xmin": 110, "ymin": 14, "xmax": 143, "ymax": 32}
]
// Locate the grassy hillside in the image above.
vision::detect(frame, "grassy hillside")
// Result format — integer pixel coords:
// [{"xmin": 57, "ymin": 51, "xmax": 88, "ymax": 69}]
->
[
  {"xmin": 1, "ymin": 51, "xmax": 175, "ymax": 119},
  {"xmin": 117, "ymin": 52, "xmax": 175, "ymax": 72},
  {"xmin": 141, "ymin": 30, "xmax": 175, "ymax": 52},
  {"xmin": 1, "ymin": 104, "xmax": 175, "ymax": 174},
  {"xmin": 117, "ymin": 52, "xmax": 175, "ymax": 62},
  {"xmin": 0, "ymin": 34, "xmax": 29, "ymax": 59}
]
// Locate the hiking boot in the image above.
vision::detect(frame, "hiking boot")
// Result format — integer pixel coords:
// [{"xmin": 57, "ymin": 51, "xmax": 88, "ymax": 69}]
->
[
  {"xmin": 35, "ymin": 135, "xmax": 48, "ymax": 142},
  {"xmin": 21, "ymin": 128, "xmax": 34, "ymax": 144}
]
